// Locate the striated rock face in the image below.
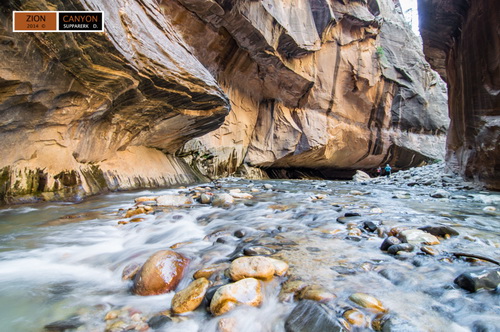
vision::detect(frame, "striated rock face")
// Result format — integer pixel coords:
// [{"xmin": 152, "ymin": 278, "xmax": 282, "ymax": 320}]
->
[
  {"xmin": 176, "ymin": 0, "xmax": 448, "ymax": 178},
  {"xmin": 0, "ymin": 0, "xmax": 229, "ymax": 203},
  {"xmin": 419, "ymin": 0, "xmax": 500, "ymax": 190},
  {"xmin": 0, "ymin": 0, "xmax": 449, "ymax": 203}
]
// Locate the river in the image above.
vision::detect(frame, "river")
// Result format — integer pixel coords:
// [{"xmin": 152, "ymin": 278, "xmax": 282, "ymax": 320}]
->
[{"xmin": 0, "ymin": 175, "xmax": 499, "ymax": 331}]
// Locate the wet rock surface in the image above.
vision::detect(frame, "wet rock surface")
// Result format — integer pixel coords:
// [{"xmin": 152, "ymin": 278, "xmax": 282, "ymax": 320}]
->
[
  {"xmin": 132, "ymin": 250, "xmax": 189, "ymax": 296},
  {"xmin": 420, "ymin": 0, "xmax": 500, "ymax": 190},
  {"xmin": 0, "ymin": 169, "xmax": 498, "ymax": 331}
]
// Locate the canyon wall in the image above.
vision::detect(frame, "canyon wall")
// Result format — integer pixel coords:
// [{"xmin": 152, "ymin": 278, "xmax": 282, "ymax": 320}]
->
[
  {"xmin": 419, "ymin": 0, "xmax": 500, "ymax": 190},
  {"xmin": 177, "ymin": 0, "xmax": 449, "ymax": 178},
  {"xmin": 0, "ymin": 0, "xmax": 230, "ymax": 203},
  {"xmin": 0, "ymin": 0, "xmax": 448, "ymax": 203}
]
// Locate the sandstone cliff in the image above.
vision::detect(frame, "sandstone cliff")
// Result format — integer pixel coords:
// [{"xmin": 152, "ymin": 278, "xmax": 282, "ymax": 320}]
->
[
  {"xmin": 177, "ymin": 0, "xmax": 449, "ymax": 178},
  {"xmin": 0, "ymin": 0, "xmax": 448, "ymax": 203},
  {"xmin": 419, "ymin": 0, "xmax": 500, "ymax": 190},
  {"xmin": 0, "ymin": 0, "xmax": 230, "ymax": 203}
]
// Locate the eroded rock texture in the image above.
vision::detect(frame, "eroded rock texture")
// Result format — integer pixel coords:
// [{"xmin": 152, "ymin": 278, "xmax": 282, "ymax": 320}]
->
[
  {"xmin": 177, "ymin": 0, "xmax": 448, "ymax": 178},
  {"xmin": 0, "ymin": 0, "xmax": 448, "ymax": 203},
  {"xmin": 0, "ymin": 0, "xmax": 229, "ymax": 203},
  {"xmin": 419, "ymin": 0, "xmax": 500, "ymax": 190}
]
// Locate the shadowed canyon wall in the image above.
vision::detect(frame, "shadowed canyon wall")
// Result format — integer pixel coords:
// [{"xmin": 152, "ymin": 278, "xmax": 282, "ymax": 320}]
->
[
  {"xmin": 0, "ymin": 0, "xmax": 448, "ymax": 203},
  {"xmin": 419, "ymin": 0, "xmax": 500, "ymax": 190}
]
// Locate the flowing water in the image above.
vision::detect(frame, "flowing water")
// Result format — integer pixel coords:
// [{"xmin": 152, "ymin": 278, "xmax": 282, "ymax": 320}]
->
[{"xmin": 0, "ymin": 178, "xmax": 499, "ymax": 332}]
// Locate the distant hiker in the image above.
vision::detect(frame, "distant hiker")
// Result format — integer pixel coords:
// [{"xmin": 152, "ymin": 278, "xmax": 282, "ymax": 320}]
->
[
  {"xmin": 376, "ymin": 167, "xmax": 381, "ymax": 177},
  {"xmin": 385, "ymin": 164, "xmax": 392, "ymax": 177}
]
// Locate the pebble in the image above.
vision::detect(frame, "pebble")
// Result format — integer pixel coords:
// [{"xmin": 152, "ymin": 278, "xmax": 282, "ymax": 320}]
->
[
  {"xmin": 125, "ymin": 207, "xmax": 146, "ymax": 218},
  {"xmin": 199, "ymin": 193, "xmax": 213, "ymax": 204},
  {"xmin": 243, "ymin": 246, "xmax": 276, "ymax": 256},
  {"xmin": 233, "ymin": 229, "xmax": 246, "ymax": 238},
  {"xmin": 419, "ymin": 225, "xmax": 459, "ymax": 237},
  {"xmin": 228, "ymin": 256, "xmax": 275, "ymax": 281},
  {"xmin": 268, "ymin": 257, "xmax": 289, "ymax": 276},
  {"xmin": 156, "ymin": 194, "xmax": 193, "ymax": 206},
  {"xmin": 122, "ymin": 262, "xmax": 141, "ymax": 281},
  {"xmin": 380, "ymin": 236, "xmax": 401, "ymax": 251},
  {"xmin": 263, "ymin": 184, "xmax": 273, "ymax": 189},
  {"xmin": 454, "ymin": 269, "xmax": 500, "ymax": 292},
  {"xmin": 421, "ymin": 246, "xmax": 440, "ymax": 256},
  {"xmin": 44, "ymin": 316, "xmax": 83, "ymax": 332},
  {"xmin": 230, "ymin": 192, "xmax": 253, "ymax": 199},
  {"xmin": 279, "ymin": 280, "xmax": 308, "ymax": 302},
  {"xmin": 363, "ymin": 221, "xmax": 378, "ymax": 232},
  {"xmin": 343, "ymin": 309, "xmax": 366, "ymax": 327},
  {"xmin": 348, "ymin": 293, "xmax": 386, "ymax": 312},
  {"xmin": 387, "ymin": 243, "xmax": 414, "ymax": 255},
  {"xmin": 134, "ymin": 196, "xmax": 158, "ymax": 203},
  {"xmin": 398, "ymin": 229, "xmax": 440, "ymax": 245},
  {"xmin": 147, "ymin": 315, "xmax": 172, "ymax": 329},
  {"xmin": 193, "ymin": 263, "xmax": 230, "ymax": 280},
  {"xmin": 299, "ymin": 285, "xmax": 336, "ymax": 302},
  {"xmin": 171, "ymin": 277, "xmax": 210, "ymax": 314},
  {"xmin": 430, "ymin": 189, "xmax": 450, "ymax": 198},
  {"xmin": 209, "ymin": 278, "xmax": 262, "ymax": 316},
  {"xmin": 483, "ymin": 206, "xmax": 497, "ymax": 215},
  {"xmin": 212, "ymin": 194, "xmax": 235, "ymax": 207}
]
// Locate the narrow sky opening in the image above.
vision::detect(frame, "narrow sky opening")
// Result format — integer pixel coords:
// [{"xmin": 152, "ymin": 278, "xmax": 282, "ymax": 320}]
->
[{"xmin": 399, "ymin": 0, "xmax": 420, "ymax": 35}]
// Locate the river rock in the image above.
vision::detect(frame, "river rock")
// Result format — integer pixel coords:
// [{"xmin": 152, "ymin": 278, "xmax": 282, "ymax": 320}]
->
[
  {"xmin": 125, "ymin": 207, "xmax": 146, "ymax": 218},
  {"xmin": 387, "ymin": 243, "xmax": 414, "ymax": 255},
  {"xmin": 193, "ymin": 263, "xmax": 230, "ymax": 280},
  {"xmin": 430, "ymin": 190, "xmax": 450, "ymax": 198},
  {"xmin": 421, "ymin": 246, "xmax": 440, "ymax": 256},
  {"xmin": 279, "ymin": 280, "xmax": 308, "ymax": 302},
  {"xmin": 454, "ymin": 269, "xmax": 500, "ymax": 292},
  {"xmin": 228, "ymin": 256, "xmax": 275, "ymax": 281},
  {"xmin": 284, "ymin": 300, "xmax": 342, "ymax": 332},
  {"xmin": 212, "ymin": 194, "xmax": 235, "ymax": 207},
  {"xmin": 243, "ymin": 246, "xmax": 276, "ymax": 256},
  {"xmin": 380, "ymin": 314, "xmax": 417, "ymax": 332},
  {"xmin": 349, "ymin": 293, "xmax": 386, "ymax": 312},
  {"xmin": 363, "ymin": 221, "xmax": 378, "ymax": 232},
  {"xmin": 122, "ymin": 262, "xmax": 142, "ymax": 281},
  {"xmin": 135, "ymin": 196, "xmax": 158, "ymax": 203},
  {"xmin": 380, "ymin": 236, "xmax": 401, "ymax": 251},
  {"xmin": 299, "ymin": 285, "xmax": 336, "ymax": 303},
  {"xmin": 343, "ymin": 309, "xmax": 367, "ymax": 328},
  {"xmin": 44, "ymin": 316, "xmax": 83, "ymax": 332},
  {"xmin": 147, "ymin": 315, "xmax": 172, "ymax": 329},
  {"xmin": 398, "ymin": 229, "xmax": 440, "ymax": 245},
  {"xmin": 419, "ymin": 226, "xmax": 459, "ymax": 237},
  {"xmin": 209, "ymin": 278, "xmax": 262, "ymax": 316},
  {"xmin": 268, "ymin": 258, "xmax": 289, "ymax": 276},
  {"xmin": 133, "ymin": 250, "xmax": 189, "ymax": 296},
  {"xmin": 353, "ymin": 170, "xmax": 371, "ymax": 182},
  {"xmin": 171, "ymin": 277, "xmax": 210, "ymax": 314},
  {"xmin": 199, "ymin": 193, "xmax": 213, "ymax": 204},
  {"xmin": 156, "ymin": 194, "xmax": 193, "ymax": 206},
  {"xmin": 230, "ymin": 192, "xmax": 253, "ymax": 199},
  {"xmin": 263, "ymin": 184, "xmax": 273, "ymax": 190}
]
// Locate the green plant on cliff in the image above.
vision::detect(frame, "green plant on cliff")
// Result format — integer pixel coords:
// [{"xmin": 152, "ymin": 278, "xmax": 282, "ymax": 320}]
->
[{"xmin": 376, "ymin": 46, "xmax": 389, "ymax": 69}]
